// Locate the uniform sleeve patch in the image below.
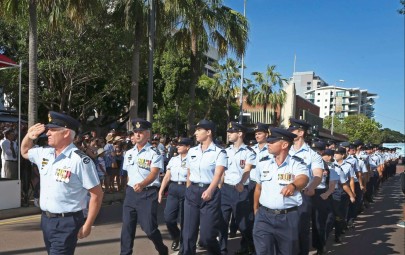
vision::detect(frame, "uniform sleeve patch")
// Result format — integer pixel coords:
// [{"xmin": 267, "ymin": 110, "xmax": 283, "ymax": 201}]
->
[{"xmin": 74, "ymin": 149, "xmax": 91, "ymax": 164}]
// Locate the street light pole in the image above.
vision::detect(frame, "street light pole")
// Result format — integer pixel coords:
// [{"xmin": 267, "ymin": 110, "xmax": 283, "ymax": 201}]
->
[
  {"xmin": 331, "ymin": 79, "xmax": 344, "ymax": 136},
  {"xmin": 238, "ymin": 0, "xmax": 246, "ymax": 124}
]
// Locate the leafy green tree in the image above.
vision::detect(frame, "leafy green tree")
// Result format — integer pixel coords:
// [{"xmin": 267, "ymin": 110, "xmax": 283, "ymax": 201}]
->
[
  {"xmin": 246, "ymin": 65, "xmax": 286, "ymax": 124},
  {"xmin": 323, "ymin": 115, "xmax": 345, "ymax": 134},
  {"xmin": 342, "ymin": 114, "xmax": 382, "ymax": 143},
  {"xmin": 164, "ymin": 0, "xmax": 248, "ymax": 135},
  {"xmin": 379, "ymin": 128, "xmax": 405, "ymax": 143}
]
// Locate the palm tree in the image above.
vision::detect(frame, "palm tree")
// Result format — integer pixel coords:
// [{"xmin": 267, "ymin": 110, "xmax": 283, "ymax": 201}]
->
[
  {"xmin": 246, "ymin": 65, "xmax": 287, "ymax": 124},
  {"xmin": 164, "ymin": 0, "xmax": 248, "ymax": 135}
]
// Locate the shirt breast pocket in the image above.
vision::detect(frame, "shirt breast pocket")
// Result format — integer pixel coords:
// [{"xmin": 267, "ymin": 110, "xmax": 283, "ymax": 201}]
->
[{"xmin": 260, "ymin": 171, "xmax": 272, "ymax": 182}]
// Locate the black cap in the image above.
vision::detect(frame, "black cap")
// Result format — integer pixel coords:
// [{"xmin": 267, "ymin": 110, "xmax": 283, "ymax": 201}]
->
[
  {"xmin": 353, "ymin": 140, "xmax": 363, "ymax": 147},
  {"xmin": 288, "ymin": 118, "xmax": 311, "ymax": 131},
  {"xmin": 311, "ymin": 141, "xmax": 326, "ymax": 151},
  {"xmin": 131, "ymin": 118, "xmax": 152, "ymax": 131},
  {"xmin": 348, "ymin": 144, "xmax": 357, "ymax": 150},
  {"xmin": 323, "ymin": 149, "xmax": 335, "ymax": 156},
  {"xmin": 195, "ymin": 119, "xmax": 216, "ymax": 131},
  {"xmin": 177, "ymin": 137, "xmax": 193, "ymax": 146},
  {"xmin": 254, "ymin": 122, "xmax": 270, "ymax": 133},
  {"xmin": 335, "ymin": 147, "xmax": 347, "ymax": 155},
  {"xmin": 267, "ymin": 127, "xmax": 297, "ymax": 143},
  {"xmin": 340, "ymin": 141, "xmax": 350, "ymax": 147},
  {"xmin": 326, "ymin": 139, "xmax": 336, "ymax": 146},
  {"xmin": 227, "ymin": 122, "xmax": 246, "ymax": 133},
  {"xmin": 46, "ymin": 111, "xmax": 80, "ymax": 132}
]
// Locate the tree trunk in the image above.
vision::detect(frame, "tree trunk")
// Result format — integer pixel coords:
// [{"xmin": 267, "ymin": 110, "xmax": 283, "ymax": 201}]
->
[
  {"xmin": 187, "ymin": 31, "xmax": 198, "ymax": 136},
  {"xmin": 129, "ymin": 19, "xmax": 142, "ymax": 129},
  {"xmin": 28, "ymin": 0, "xmax": 38, "ymax": 126}
]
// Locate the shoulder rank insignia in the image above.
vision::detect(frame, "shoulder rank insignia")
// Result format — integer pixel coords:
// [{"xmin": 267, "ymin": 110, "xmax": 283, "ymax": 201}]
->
[
  {"xmin": 259, "ymin": 155, "xmax": 270, "ymax": 162},
  {"xmin": 150, "ymin": 146, "xmax": 160, "ymax": 155},
  {"xmin": 292, "ymin": 155, "xmax": 305, "ymax": 163}
]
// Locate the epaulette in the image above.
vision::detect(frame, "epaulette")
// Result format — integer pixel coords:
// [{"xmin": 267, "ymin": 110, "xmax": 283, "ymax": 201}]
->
[
  {"xmin": 150, "ymin": 146, "xmax": 160, "ymax": 155},
  {"xmin": 74, "ymin": 150, "xmax": 91, "ymax": 164},
  {"xmin": 345, "ymin": 161, "xmax": 353, "ymax": 167},
  {"xmin": 246, "ymin": 146, "xmax": 256, "ymax": 154},
  {"xmin": 292, "ymin": 155, "xmax": 305, "ymax": 163},
  {"xmin": 259, "ymin": 155, "xmax": 270, "ymax": 162}
]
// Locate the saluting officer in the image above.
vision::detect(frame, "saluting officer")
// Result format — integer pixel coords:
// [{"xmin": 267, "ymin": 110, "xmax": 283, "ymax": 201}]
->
[
  {"xmin": 120, "ymin": 118, "xmax": 168, "ymax": 255},
  {"xmin": 287, "ymin": 118, "xmax": 324, "ymax": 255},
  {"xmin": 219, "ymin": 122, "xmax": 256, "ymax": 255},
  {"xmin": 20, "ymin": 111, "xmax": 104, "ymax": 255},
  {"xmin": 158, "ymin": 137, "xmax": 193, "ymax": 254},
  {"xmin": 253, "ymin": 127, "xmax": 309, "ymax": 255},
  {"xmin": 183, "ymin": 119, "xmax": 227, "ymax": 255}
]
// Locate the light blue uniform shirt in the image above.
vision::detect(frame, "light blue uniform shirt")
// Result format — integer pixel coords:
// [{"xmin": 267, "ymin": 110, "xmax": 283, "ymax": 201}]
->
[
  {"xmin": 336, "ymin": 161, "xmax": 355, "ymax": 180},
  {"xmin": 369, "ymin": 154, "xmax": 380, "ymax": 171},
  {"xmin": 289, "ymin": 142, "xmax": 324, "ymax": 181},
  {"xmin": 357, "ymin": 158, "xmax": 368, "ymax": 174},
  {"xmin": 331, "ymin": 162, "xmax": 350, "ymax": 190},
  {"xmin": 251, "ymin": 143, "xmax": 271, "ymax": 182},
  {"xmin": 187, "ymin": 142, "xmax": 227, "ymax": 184},
  {"xmin": 167, "ymin": 154, "xmax": 188, "ymax": 182},
  {"xmin": 224, "ymin": 144, "xmax": 256, "ymax": 185},
  {"xmin": 345, "ymin": 155, "xmax": 360, "ymax": 182},
  {"xmin": 257, "ymin": 155, "xmax": 309, "ymax": 209},
  {"xmin": 317, "ymin": 161, "xmax": 340, "ymax": 189},
  {"xmin": 28, "ymin": 143, "xmax": 100, "ymax": 213},
  {"xmin": 123, "ymin": 142, "xmax": 163, "ymax": 187}
]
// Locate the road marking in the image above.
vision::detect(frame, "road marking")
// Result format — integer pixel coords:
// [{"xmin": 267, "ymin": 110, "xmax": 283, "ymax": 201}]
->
[{"xmin": 0, "ymin": 215, "xmax": 41, "ymax": 225}]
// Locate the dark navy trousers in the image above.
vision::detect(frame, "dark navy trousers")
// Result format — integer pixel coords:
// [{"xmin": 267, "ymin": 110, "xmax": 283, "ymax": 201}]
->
[
  {"xmin": 120, "ymin": 186, "xmax": 167, "ymax": 255},
  {"xmin": 347, "ymin": 182, "xmax": 362, "ymax": 222},
  {"xmin": 183, "ymin": 184, "xmax": 221, "ymax": 255},
  {"xmin": 41, "ymin": 211, "xmax": 84, "ymax": 255},
  {"xmin": 219, "ymin": 184, "xmax": 252, "ymax": 254},
  {"xmin": 298, "ymin": 193, "xmax": 312, "ymax": 255},
  {"xmin": 311, "ymin": 189, "xmax": 331, "ymax": 251},
  {"xmin": 253, "ymin": 206, "xmax": 300, "ymax": 255},
  {"xmin": 164, "ymin": 182, "xmax": 186, "ymax": 253}
]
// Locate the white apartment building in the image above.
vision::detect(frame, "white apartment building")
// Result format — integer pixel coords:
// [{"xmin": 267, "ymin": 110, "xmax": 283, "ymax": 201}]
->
[
  {"xmin": 288, "ymin": 71, "xmax": 329, "ymax": 98},
  {"xmin": 305, "ymin": 86, "xmax": 377, "ymax": 119}
]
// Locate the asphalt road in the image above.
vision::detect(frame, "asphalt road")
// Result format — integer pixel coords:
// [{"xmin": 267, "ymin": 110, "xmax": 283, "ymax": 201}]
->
[{"xmin": 0, "ymin": 166, "xmax": 404, "ymax": 255}]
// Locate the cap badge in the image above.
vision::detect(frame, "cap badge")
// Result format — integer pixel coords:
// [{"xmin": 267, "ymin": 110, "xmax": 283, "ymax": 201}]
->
[
  {"xmin": 228, "ymin": 123, "xmax": 232, "ymax": 129},
  {"xmin": 136, "ymin": 122, "xmax": 141, "ymax": 129},
  {"xmin": 48, "ymin": 113, "xmax": 52, "ymax": 123},
  {"xmin": 268, "ymin": 129, "xmax": 272, "ymax": 136}
]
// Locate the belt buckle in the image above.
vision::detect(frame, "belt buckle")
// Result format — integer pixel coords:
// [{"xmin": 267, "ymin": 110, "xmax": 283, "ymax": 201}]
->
[
  {"xmin": 45, "ymin": 211, "xmax": 52, "ymax": 218},
  {"xmin": 273, "ymin": 209, "xmax": 281, "ymax": 215},
  {"xmin": 198, "ymin": 183, "xmax": 204, "ymax": 188},
  {"xmin": 177, "ymin": 182, "xmax": 183, "ymax": 185}
]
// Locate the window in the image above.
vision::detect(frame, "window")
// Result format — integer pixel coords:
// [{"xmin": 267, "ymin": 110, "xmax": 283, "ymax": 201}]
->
[
  {"xmin": 325, "ymin": 106, "xmax": 327, "ymax": 108},
  {"xmin": 317, "ymin": 100, "xmax": 320, "ymax": 102},
  {"xmin": 307, "ymin": 81, "xmax": 311, "ymax": 85},
  {"xmin": 325, "ymin": 99, "xmax": 328, "ymax": 102},
  {"xmin": 317, "ymin": 93, "xmax": 320, "ymax": 96},
  {"xmin": 336, "ymin": 91, "xmax": 345, "ymax": 97},
  {"xmin": 307, "ymin": 87, "xmax": 311, "ymax": 90}
]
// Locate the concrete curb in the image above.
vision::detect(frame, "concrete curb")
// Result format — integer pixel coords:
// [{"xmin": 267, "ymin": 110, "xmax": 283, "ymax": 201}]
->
[{"xmin": 0, "ymin": 191, "xmax": 125, "ymax": 221}]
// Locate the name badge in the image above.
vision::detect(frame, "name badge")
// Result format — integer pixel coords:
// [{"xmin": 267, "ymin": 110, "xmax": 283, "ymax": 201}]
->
[{"xmin": 277, "ymin": 172, "xmax": 295, "ymax": 185}]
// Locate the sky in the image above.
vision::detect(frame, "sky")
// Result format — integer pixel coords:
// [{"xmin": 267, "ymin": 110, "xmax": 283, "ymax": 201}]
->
[{"xmin": 224, "ymin": 0, "xmax": 404, "ymax": 134}]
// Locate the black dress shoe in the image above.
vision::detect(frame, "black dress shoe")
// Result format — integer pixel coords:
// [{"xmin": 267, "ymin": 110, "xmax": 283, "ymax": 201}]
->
[
  {"xmin": 171, "ymin": 239, "xmax": 180, "ymax": 251},
  {"xmin": 334, "ymin": 236, "xmax": 342, "ymax": 243},
  {"xmin": 229, "ymin": 231, "xmax": 237, "ymax": 238}
]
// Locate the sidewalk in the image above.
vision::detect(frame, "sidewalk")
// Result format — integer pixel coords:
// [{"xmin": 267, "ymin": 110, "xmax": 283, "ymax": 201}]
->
[{"xmin": 0, "ymin": 190, "xmax": 125, "ymax": 220}]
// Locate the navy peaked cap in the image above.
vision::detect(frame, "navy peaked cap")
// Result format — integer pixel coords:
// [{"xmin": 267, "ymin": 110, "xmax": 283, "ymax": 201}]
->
[
  {"xmin": 340, "ymin": 141, "xmax": 351, "ymax": 147},
  {"xmin": 254, "ymin": 122, "xmax": 270, "ymax": 132},
  {"xmin": 195, "ymin": 119, "xmax": 216, "ymax": 131},
  {"xmin": 227, "ymin": 122, "xmax": 247, "ymax": 132},
  {"xmin": 177, "ymin": 137, "xmax": 193, "ymax": 146},
  {"xmin": 323, "ymin": 149, "xmax": 335, "ymax": 156},
  {"xmin": 335, "ymin": 147, "xmax": 347, "ymax": 154},
  {"xmin": 288, "ymin": 118, "xmax": 311, "ymax": 131},
  {"xmin": 311, "ymin": 141, "xmax": 326, "ymax": 151},
  {"xmin": 267, "ymin": 127, "xmax": 297, "ymax": 143},
  {"xmin": 131, "ymin": 118, "xmax": 152, "ymax": 131},
  {"xmin": 46, "ymin": 111, "xmax": 80, "ymax": 132}
]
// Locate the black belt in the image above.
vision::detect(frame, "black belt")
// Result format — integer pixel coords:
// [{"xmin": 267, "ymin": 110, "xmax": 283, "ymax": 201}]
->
[
  {"xmin": 142, "ymin": 186, "xmax": 158, "ymax": 191},
  {"xmin": 260, "ymin": 205, "xmax": 298, "ymax": 215},
  {"xmin": 5, "ymin": 160, "xmax": 17, "ymax": 162},
  {"xmin": 42, "ymin": 210, "xmax": 82, "ymax": 218},
  {"xmin": 223, "ymin": 183, "xmax": 248, "ymax": 189},
  {"xmin": 191, "ymin": 182, "xmax": 210, "ymax": 188},
  {"xmin": 171, "ymin": 181, "xmax": 187, "ymax": 185}
]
